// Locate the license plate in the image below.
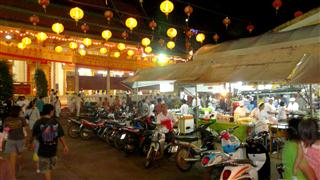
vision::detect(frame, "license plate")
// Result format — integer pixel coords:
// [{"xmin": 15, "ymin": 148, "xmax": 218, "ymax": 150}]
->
[
  {"xmin": 170, "ymin": 145, "xmax": 178, "ymax": 153},
  {"xmin": 120, "ymin": 133, "xmax": 126, "ymax": 139}
]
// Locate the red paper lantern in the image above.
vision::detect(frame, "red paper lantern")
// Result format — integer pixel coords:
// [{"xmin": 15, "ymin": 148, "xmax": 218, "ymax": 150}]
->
[
  {"xmin": 158, "ymin": 39, "xmax": 165, "ymax": 47},
  {"xmin": 38, "ymin": 0, "xmax": 49, "ymax": 12},
  {"xmin": 223, "ymin": 17, "xmax": 231, "ymax": 29},
  {"xmin": 213, "ymin": 33, "xmax": 219, "ymax": 43},
  {"xmin": 121, "ymin": 31, "xmax": 129, "ymax": 40},
  {"xmin": 149, "ymin": 20, "xmax": 157, "ymax": 30},
  {"xmin": 184, "ymin": 5, "xmax": 193, "ymax": 17},
  {"xmin": 29, "ymin": 15, "xmax": 40, "ymax": 26},
  {"xmin": 272, "ymin": 0, "xmax": 282, "ymax": 12},
  {"xmin": 185, "ymin": 41, "xmax": 191, "ymax": 50},
  {"xmin": 294, "ymin": 11, "xmax": 303, "ymax": 17},
  {"xmin": 81, "ymin": 23, "xmax": 89, "ymax": 33},
  {"xmin": 104, "ymin": 10, "xmax": 113, "ymax": 22},
  {"xmin": 246, "ymin": 24, "xmax": 255, "ymax": 33},
  {"xmin": 186, "ymin": 30, "xmax": 193, "ymax": 39}
]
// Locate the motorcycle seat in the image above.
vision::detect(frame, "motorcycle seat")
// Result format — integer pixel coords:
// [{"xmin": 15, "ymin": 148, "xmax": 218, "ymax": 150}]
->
[
  {"xmin": 116, "ymin": 122, "xmax": 126, "ymax": 126},
  {"xmin": 176, "ymin": 135, "xmax": 198, "ymax": 142}
]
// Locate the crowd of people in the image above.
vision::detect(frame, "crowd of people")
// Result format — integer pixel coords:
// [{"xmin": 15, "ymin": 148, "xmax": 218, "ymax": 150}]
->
[{"xmin": 0, "ymin": 90, "xmax": 68, "ymax": 180}]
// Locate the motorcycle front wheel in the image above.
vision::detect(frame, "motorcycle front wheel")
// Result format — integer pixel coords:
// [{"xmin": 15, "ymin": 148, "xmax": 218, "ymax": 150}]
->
[
  {"xmin": 79, "ymin": 128, "xmax": 94, "ymax": 140},
  {"xmin": 67, "ymin": 124, "xmax": 80, "ymax": 138},
  {"xmin": 145, "ymin": 147, "xmax": 156, "ymax": 169},
  {"xmin": 114, "ymin": 131, "xmax": 125, "ymax": 150},
  {"xmin": 176, "ymin": 147, "xmax": 195, "ymax": 172}
]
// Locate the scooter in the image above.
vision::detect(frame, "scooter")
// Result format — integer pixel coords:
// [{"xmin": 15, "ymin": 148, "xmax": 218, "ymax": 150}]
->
[
  {"xmin": 144, "ymin": 126, "xmax": 179, "ymax": 168},
  {"xmin": 175, "ymin": 121, "xmax": 219, "ymax": 172},
  {"xmin": 201, "ymin": 132, "xmax": 270, "ymax": 180}
]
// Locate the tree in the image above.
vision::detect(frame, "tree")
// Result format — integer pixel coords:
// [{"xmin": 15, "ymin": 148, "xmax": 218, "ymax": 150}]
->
[
  {"xmin": 0, "ymin": 60, "xmax": 13, "ymax": 101},
  {"xmin": 34, "ymin": 68, "xmax": 48, "ymax": 97}
]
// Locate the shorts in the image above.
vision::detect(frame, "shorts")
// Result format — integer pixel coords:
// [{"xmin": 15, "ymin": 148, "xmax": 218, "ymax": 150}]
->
[
  {"xmin": 39, "ymin": 156, "xmax": 57, "ymax": 173},
  {"xmin": 4, "ymin": 139, "xmax": 25, "ymax": 154}
]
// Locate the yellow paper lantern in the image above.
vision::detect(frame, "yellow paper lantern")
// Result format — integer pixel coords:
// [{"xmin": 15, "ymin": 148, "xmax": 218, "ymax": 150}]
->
[
  {"xmin": 36, "ymin": 32, "xmax": 47, "ymax": 41},
  {"xmin": 125, "ymin": 17, "xmax": 138, "ymax": 31},
  {"xmin": 152, "ymin": 57, "xmax": 157, "ymax": 63},
  {"xmin": 166, "ymin": 41, "xmax": 175, "ymax": 49},
  {"xmin": 69, "ymin": 42, "xmax": 78, "ymax": 49},
  {"xmin": 144, "ymin": 46, "xmax": 152, "ymax": 53},
  {"xmin": 117, "ymin": 43, "xmax": 126, "ymax": 51},
  {"xmin": 141, "ymin": 37, "xmax": 151, "ymax": 47},
  {"xmin": 127, "ymin": 50, "xmax": 134, "ymax": 56},
  {"xmin": 196, "ymin": 33, "xmax": 205, "ymax": 43},
  {"xmin": 51, "ymin": 23, "xmax": 64, "ymax": 34},
  {"xmin": 55, "ymin": 46, "xmax": 63, "ymax": 53},
  {"xmin": 100, "ymin": 47, "xmax": 107, "ymax": 54},
  {"xmin": 70, "ymin": 7, "xmax": 84, "ymax": 22},
  {"xmin": 167, "ymin": 28, "xmax": 177, "ymax": 39},
  {"xmin": 160, "ymin": 0, "xmax": 174, "ymax": 16},
  {"xmin": 101, "ymin": 30, "xmax": 112, "ymax": 41},
  {"xmin": 17, "ymin": 42, "xmax": 26, "ymax": 49},
  {"xmin": 114, "ymin": 51, "xmax": 120, "ymax": 58},
  {"xmin": 78, "ymin": 49, "xmax": 86, "ymax": 56},
  {"xmin": 22, "ymin": 37, "xmax": 32, "ymax": 45},
  {"xmin": 83, "ymin": 38, "xmax": 92, "ymax": 47}
]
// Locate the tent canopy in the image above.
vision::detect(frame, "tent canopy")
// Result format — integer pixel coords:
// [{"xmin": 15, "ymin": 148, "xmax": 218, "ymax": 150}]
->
[{"xmin": 125, "ymin": 24, "xmax": 320, "ymax": 84}]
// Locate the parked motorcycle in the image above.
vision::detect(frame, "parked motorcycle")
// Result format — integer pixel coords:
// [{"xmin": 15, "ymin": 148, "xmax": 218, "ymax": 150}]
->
[
  {"xmin": 122, "ymin": 116, "xmax": 156, "ymax": 155},
  {"xmin": 201, "ymin": 131, "xmax": 270, "ymax": 180},
  {"xmin": 144, "ymin": 126, "xmax": 179, "ymax": 168},
  {"xmin": 79, "ymin": 119, "xmax": 107, "ymax": 140},
  {"xmin": 175, "ymin": 121, "xmax": 219, "ymax": 172}
]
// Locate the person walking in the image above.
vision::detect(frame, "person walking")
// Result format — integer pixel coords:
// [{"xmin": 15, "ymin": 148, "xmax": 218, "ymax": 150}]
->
[
  {"xmin": 74, "ymin": 94, "xmax": 82, "ymax": 117},
  {"xmin": 3, "ymin": 106, "xmax": 30, "ymax": 178},
  {"xmin": 54, "ymin": 96, "xmax": 61, "ymax": 118},
  {"xmin": 35, "ymin": 96, "xmax": 44, "ymax": 115},
  {"xmin": 29, "ymin": 104, "xmax": 69, "ymax": 180},
  {"xmin": 25, "ymin": 100, "xmax": 41, "ymax": 173}
]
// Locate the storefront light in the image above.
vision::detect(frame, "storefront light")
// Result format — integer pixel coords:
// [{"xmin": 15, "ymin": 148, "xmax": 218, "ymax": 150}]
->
[
  {"xmin": 5, "ymin": 34, "xmax": 12, "ymax": 40},
  {"xmin": 22, "ymin": 37, "xmax": 32, "ymax": 45}
]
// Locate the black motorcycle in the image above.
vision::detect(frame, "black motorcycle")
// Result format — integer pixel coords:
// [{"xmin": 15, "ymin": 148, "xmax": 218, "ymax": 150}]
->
[{"xmin": 175, "ymin": 121, "xmax": 219, "ymax": 171}]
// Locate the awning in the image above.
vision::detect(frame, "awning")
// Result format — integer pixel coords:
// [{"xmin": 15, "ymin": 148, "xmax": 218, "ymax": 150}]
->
[{"xmin": 124, "ymin": 24, "xmax": 320, "ymax": 84}]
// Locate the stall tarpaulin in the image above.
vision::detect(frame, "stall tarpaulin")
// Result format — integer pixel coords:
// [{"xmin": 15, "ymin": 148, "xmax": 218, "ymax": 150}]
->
[
  {"xmin": 124, "ymin": 24, "xmax": 320, "ymax": 84},
  {"xmin": 289, "ymin": 54, "xmax": 320, "ymax": 84}
]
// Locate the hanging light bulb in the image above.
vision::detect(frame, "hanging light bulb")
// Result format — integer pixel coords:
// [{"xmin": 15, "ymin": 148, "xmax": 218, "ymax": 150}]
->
[
  {"xmin": 17, "ymin": 42, "xmax": 26, "ymax": 49},
  {"xmin": 100, "ymin": 47, "xmax": 108, "ymax": 54},
  {"xmin": 167, "ymin": 27, "xmax": 177, "ymax": 39},
  {"xmin": 70, "ymin": 7, "xmax": 84, "ymax": 23},
  {"xmin": 117, "ymin": 43, "xmax": 126, "ymax": 51},
  {"xmin": 22, "ymin": 37, "xmax": 32, "ymax": 45},
  {"xmin": 141, "ymin": 37, "xmax": 151, "ymax": 47},
  {"xmin": 36, "ymin": 32, "xmax": 47, "ymax": 41},
  {"xmin": 125, "ymin": 17, "xmax": 138, "ymax": 31},
  {"xmin": 196, "ymin": 33, "xmax": 205, "ymax": 43},
  {"xmin": 144, "ymin": 46, "xmax": 152, "ymax": 53},
  {"xmin": 114, "ymin": 51, "xmax": 120, "ymax": 58},
  {"xmin": 101, "ymin": 30, "xmax": 112, "ymax": 41},
  {"xmin": 78, "ymin": 49, "xmax": 86, "ymax": 56},
  {"xmin": 83, "ymin": 38, "xmax": 92, "ymax": 47},
  {"xmin": 166, "ymin": 41, "xmax": 175, "ymax": 50},
  {"xmin": 51, "ymin": 23, "xmax": 64, "ymax": 34},
  {"xmin": 127, "ymin": 50, "xmax": 134, "ymax": 56},
  {"xmin": 55, "ymin": 46, "xmax": 63, "ymax": 53},
  {"xmin": 69, "ymin": 42, "xmax": 78, "ymax": 49},
  {"xmin": 160, "ymin": 0, "xmax": 174, "ymax": 17}
]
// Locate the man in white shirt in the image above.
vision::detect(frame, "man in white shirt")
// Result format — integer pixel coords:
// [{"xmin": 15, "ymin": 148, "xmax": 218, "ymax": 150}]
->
[
  {"xmin": 234, "ymin": 101, "xmax": 249, "ymax": 118},
  {"xmin": 180, "ymin": 99, "xmax": 189, "ymax": 115},
  {"xmin": 264, "ymin": 98, "xmax": 276, "ymax": 115},
  {"xmin": 157, "ymin": 104, "xmax": 177, "ymax": 142},
  {"xmin": 287, "ymin": 98, "xmax": 299, "ymax": 112}
]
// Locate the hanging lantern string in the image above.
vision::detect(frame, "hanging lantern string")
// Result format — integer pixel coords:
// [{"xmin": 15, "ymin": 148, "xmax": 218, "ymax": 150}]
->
[{"xmin": 69, "ymin": 0, "xmax": 251, "ymax": 31}]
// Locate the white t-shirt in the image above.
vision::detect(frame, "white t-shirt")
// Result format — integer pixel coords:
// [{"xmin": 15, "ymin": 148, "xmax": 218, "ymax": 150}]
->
[
  {"xmin": 264, "ymin": 103, "xmax": 276, "ymax": 114},
  {"xmin": 287, "ymin": 102, "xmax": 299, "ymax": 112},
  {"xmin": 234, "ymin": 106, "xmax": 249, "ymax": 117},
  {"xmin": 277, "ymin": 107, "xmax": 287, "ymax": 120},
  {"xmin": 255, "ymin": 109, "xmax": 270, "ymax": 134},
  {"xmin": 180, "ymin": 104, "xmax": 189, "ymax": 115},
  {"xmin": 156, "ymin": 112, "xmax": 177, "ymax": 133}
]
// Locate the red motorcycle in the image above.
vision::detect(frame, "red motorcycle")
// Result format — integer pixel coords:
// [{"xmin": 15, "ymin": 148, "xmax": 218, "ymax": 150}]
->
[{"xmin": 79, "ymin": 119, "xmax": 106, "ymax": 140}]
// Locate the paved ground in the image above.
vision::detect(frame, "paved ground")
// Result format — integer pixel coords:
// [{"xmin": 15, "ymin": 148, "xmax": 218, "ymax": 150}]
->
[{"xmin": 11, "ymin": 110, "xmax": 280, "ymax": 180}]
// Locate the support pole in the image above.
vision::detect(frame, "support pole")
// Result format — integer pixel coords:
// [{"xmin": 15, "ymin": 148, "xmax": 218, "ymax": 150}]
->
[
  {"xmin": 74, "ymin": 66, "xmax": 79, "ymax": 93},
  {"xmin": 309, "ymin": 84, "xmax": 314, "ymax": 117},
  {"xmin": 106, "ymin": 70, "xmax": 110, "ymax": 94}
]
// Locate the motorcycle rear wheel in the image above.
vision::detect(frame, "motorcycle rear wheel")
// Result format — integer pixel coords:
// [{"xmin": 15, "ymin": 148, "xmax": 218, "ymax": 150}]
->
[
  {"xmin": 80, "ymin": 128, "xmax": 94, "ymax": 140},
  {"xmin": 114, "ymin": 132, "xmax": 125, "ymax": 150},
  {"xmin": 145, "ymin": 147, "xmax": 155, "ymax": 169},
  {"xmin": 176, "ymin": 147, "xmax": 195, "ymax": 172},
  {"xmin": 67, "ymin": 124, "xmax": 80, "ymax": 138}
]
